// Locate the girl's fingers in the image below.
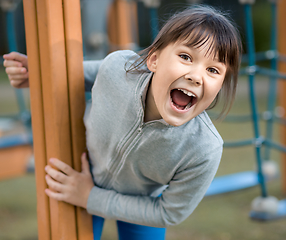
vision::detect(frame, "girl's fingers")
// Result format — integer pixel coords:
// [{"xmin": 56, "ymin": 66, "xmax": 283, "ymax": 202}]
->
[
  {"xmin": 49, "ymin": 158, "xmax": 74, "ymax": 176},
  {"xmin": 81, "ymin": 153, "xmax": 90, "ymax": 174},
  {"xmin": 5, "ymin": 66, "xmax": 27, "ymax": 75},
  {"xmin": 3, "ymin": 52, "xmax": 27, "ymax": 63},
  {"xmin": 9, "ymin": 73, "xmax": 29, "ymax": 81},
  {"xmin": 45, "ymin": 188, "xmax": 65, "ymax": 202},
  {"xmin": 3, "ymin": 59, "xmax": 22, "ymax": 68},
  {"xmin": 45, "ymin": 165, "xmax": 68, "ymax": 183},
  {"xmin": 45, "ymin": 174, "xmax": 65, "ymax": 192}
]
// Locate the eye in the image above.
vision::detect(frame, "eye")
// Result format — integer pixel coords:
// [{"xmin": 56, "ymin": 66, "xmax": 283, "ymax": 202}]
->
[
  {"xmin": 207, "ymin": 67, "xmax": 219, "ymax": 74},
  {"xmin": 179, "ymin": 54, "xmax": 191, "ymax": 62}
]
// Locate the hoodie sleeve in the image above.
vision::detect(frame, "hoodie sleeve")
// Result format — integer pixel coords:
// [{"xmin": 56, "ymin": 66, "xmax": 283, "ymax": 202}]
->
[
  {"xmin": 86, "ymin": 145, "xmax": 222, "ymax": 228},
  {"xmin": 83, "ymin": 60, "xmax": 104, "ymax": 92}
]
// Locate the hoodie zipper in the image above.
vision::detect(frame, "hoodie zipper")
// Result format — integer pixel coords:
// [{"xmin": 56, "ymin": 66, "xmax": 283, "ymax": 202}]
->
[
  {"xmin": 100, "ymin": 73, "xmax": 150, "ymax": 188},
  {"xmin": 100, "ymin": 117, "xmax": 145, "ymax": 189}
]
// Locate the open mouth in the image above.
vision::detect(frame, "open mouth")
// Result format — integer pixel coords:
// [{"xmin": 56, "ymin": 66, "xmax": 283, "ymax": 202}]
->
[{"xmin": 170, "ymin": 89, "xmax": 197, "ymax": 111}]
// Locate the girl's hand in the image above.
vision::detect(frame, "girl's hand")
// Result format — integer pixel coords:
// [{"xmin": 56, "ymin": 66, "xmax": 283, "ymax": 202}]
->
[
  {"xmin": 3, "ymin": 52, "xmax": 29, "ymax": 88},
  {"xmin": 44, "ymin": 153, "xmax": 94, "ymax": 209}
]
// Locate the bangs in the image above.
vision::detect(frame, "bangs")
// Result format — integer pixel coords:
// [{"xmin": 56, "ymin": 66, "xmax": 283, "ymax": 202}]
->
[
  {"xmin": 175, "ymin": 24, "xmax": 234, "ymax": 66},
  {"xmin": 183, "ymin": 29, "xmax": 221, "ymax": 62}
]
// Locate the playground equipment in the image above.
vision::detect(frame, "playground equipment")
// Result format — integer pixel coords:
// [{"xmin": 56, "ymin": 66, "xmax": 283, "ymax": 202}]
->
[
  {"xmin": 279, "ymin": 0, "xmax": 286, "ymax": 197},
  {"xmin": 140, "ymin": 0, "xmax": 161, "ymax": 41},
  {"xmin": 23, "ymin": 0, "xmax": 92, "ymax": 239},
  {"xmin": 208, "ymin": 0, "xmax": 286, "ymax": 220},
  {"xmin": 22, "ymin": 0, "xmax": 136, "ymax": 239},
  {"xmin": 203, "ymin": 0, "xmax": 286, "ymax": 221},
  {"xmin": 206, "ymin": 0, "xmax": 282, "ymax": 196},
  {"xmin": 107, "ymin": 0, "xmax": 138, "ymax": 52},
  {"xmin": 239, "ymin": 0, "xmax": 286, "ymax": 220},
  {"xmin": 81, "ymin": 0, "xmax": 138, "ymax": 59},
  {"xmin": 223, "ymin": 0, "xmax": 286, "ymax": 221},
  {"xmin": 0, "ymin": 0, "xmax": 33, "ymax": 180}
]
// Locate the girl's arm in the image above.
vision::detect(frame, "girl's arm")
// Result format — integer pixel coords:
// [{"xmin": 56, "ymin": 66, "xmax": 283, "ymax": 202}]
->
[
  {"xmin": 83, "ymin": 60, "xmax": 104, "ymax": 92},
  {"xmin": 45, "ymin": 146, "xmax": 222, "ymax": 228},
  {"xmin": 3, "ymin": 52, "xmax": 103, "ymax": 91}
]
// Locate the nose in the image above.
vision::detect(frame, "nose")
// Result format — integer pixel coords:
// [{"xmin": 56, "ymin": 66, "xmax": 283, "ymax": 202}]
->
[{"xmin": 185, "ymin": 71, "xmax": 203, "ymax": 86}]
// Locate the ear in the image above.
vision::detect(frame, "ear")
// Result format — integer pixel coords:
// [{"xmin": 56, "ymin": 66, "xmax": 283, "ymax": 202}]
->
[{"xmin": 146, "ymin": 51, "xmax": 158, "ymax": 73}]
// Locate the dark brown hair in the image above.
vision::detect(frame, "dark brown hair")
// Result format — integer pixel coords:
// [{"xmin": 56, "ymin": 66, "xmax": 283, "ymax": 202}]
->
[{"xmin": 128, "ymin": 5, "xmax": 242, "ymax": 118}]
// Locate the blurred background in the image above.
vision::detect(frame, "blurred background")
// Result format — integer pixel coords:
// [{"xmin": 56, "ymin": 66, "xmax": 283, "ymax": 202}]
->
[{"xmin": 1, "ymin": 0, "xmax": 286, "ymax": 239}]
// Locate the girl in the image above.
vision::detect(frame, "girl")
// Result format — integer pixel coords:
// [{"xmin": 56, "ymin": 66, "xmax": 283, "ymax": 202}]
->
[{"xmin": 3, "ymin": 5, "xmax": 241, "ymax": 240}]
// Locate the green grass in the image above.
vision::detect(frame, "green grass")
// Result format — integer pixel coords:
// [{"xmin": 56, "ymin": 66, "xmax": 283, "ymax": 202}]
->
[
  {"xmin": 0, "ymin": 69, "xmax": 286, "ymax": 239},
  {"xmin": 0, "ymin": 175, "xmax": 38, "ymax": 240},
  {"xmin": 0, "ymin": 65, "xmax": 8, "ymax": 83}
]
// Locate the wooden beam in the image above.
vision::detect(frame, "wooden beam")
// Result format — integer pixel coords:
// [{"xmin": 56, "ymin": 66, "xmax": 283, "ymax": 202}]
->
[
  {"xmin": 63, "ymin": 0, "xmax": 93, "ymax": 238},
  {"xmin": 23, "ymin": 1, "xmax": 51, "ymax": 239},
  {"xmin": 107, "ymin": 0, "xmax": 137, "ymax": 51},
  {"xmin": 278, "ymin": 0, "xmax": 286, "ymax": 195},
  {"xmin": 35, "ymin": 0, "xmax": 77, "ymax": 238},
  {"xmin": 23, "ymin": 0, "xmax": 93, "ymax": 239},
  {"xmin": 0, "ymin": 145, "xmax": 32, "ymax": 180}
]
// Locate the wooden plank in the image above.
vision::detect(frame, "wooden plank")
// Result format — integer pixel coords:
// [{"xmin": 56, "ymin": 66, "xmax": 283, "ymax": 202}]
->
[
  {"xmin": 23, "ymin": 0, "xmax": 104, "ymax": 238},
  {"xmin": 130, "ymin": 0, "xmax": 139, "ymax": 45},
  {"xmin": 0, "ymin": 145, "xmax": 32, "ymax": 180},
  {"xmin": 108, "ymin": 0, "xmax": 135, "ymax": 51},
  {"xmin": 35, "ymin": 0, "xmax": 78, "ymax": 239},
  {"xmin": 62, "ymin": 0, "xmax": 93, "ymax": 239},
  {"xmin": 116, "ymin": 0, "xmax": 132, "ymax": 47},
  {"xmin": 108, "ymin": 2, "xmax": 119, "ymax": 51},
  {"xmin": 22, "ymin": 0, "xmax": 51, "ymax": 239},
  {"xmin": 278, "ymin": 0, "xmax": 286, "ymax": 194}
]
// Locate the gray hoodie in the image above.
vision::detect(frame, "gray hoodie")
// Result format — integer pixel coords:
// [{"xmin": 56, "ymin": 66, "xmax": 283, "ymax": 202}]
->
[{"xmin": 83, "ymin": 50, "xmax": 223, "ymax": 227}]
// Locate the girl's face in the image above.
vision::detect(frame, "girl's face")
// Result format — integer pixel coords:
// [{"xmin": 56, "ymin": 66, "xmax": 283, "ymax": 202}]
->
[{"xmin": 145, "ymin": 40, "xmax": 227, "ymax": 126}]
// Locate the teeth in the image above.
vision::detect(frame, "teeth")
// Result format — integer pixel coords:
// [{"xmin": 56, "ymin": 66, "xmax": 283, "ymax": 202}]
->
[{"xmin": 178, "ymin": 88, "xmax": 196, "ymax": 97}]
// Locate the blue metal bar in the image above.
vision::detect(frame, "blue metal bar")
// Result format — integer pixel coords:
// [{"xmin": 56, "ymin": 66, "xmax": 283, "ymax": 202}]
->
[
  {"xmin": 223, "ymin": 138, "xmax": 255, "ymax": 148},
  {"xmin": 244, "ymin": 4, "xmax": 268, "ymax": 197},
  {"xmin": 256, "ymin": 67, "xmax": 286, "ymax": 79},
  {"xmin": 263, "ymin": 139, "xmax": 286, "ymax": 153},
  {"xmin": 239, "ymin": 66, "xmax": 286, "ymax": 79},
  {"xmin": 264, "ymin": 2, "xmax": 278, "ymax": 161},
  {"xmin": 149, "ymin": 7, "xmax": 159, "ymax": 41},
  {"xmin": 241, "ymin": 50, "xmax": 278, "ymax": 63},
  {"xmin": 206, "ymin": 171, "xmax": 259, "ymax": 196},
  {"xmin": 273, "ymin": 116, "xmax": 286, "ymax": 125},
  {"xmin": 0, "ymin": 133, "xmax": 33, "ymax": 149}
]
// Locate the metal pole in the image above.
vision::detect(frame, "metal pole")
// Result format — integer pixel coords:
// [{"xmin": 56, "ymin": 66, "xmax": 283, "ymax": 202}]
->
[{"xmin": 244, "ymin": 3, "xmax": 268, "ymax": 197}]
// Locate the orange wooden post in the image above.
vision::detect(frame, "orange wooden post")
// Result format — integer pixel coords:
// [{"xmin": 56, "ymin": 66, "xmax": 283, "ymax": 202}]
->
[
  {"xmin": 278, "ymin": 0, "xmax": 286, "ymax": 195},
  {"xmin": 23, "ymin": 0, "xmax": 93, "ymax": 239},
  {"xmin": 63, "ymin": 0, "xmax": 94, "ymax": 238},
  {"xmin": 0, "ymin": 145, "xmax": 32, "ymax": 180},
  {"xmin": 23, "ymin": 1, "xmax": 51, "ymax": 239},
  {"xmin": 108, "ymin": 0, "xmax": 138, "ymax": 51}
]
